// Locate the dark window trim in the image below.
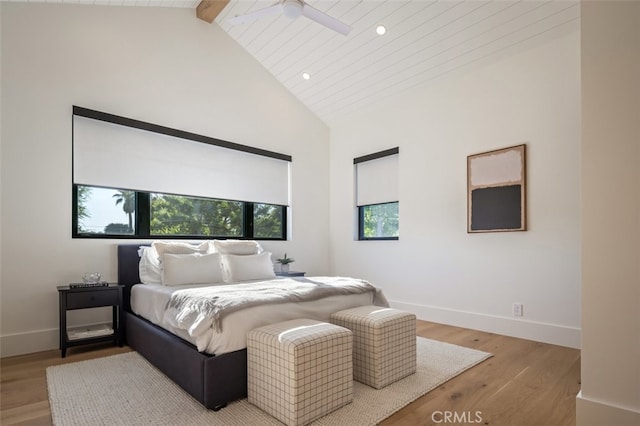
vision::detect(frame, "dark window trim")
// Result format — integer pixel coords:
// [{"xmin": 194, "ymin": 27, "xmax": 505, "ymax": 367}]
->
[
  {"xmin": 353, "ymin": 147, "xmax": 399, "ymax": 165},
  {"xmin": 243, "ymin": 202, "xmax": 254, "ymax": 239},
  {"xmin": 71, "ymin": 184, "xmax": 79, "ymax": 236},
  {"xmin": 73, "ymin": 106, "xmax": 292, "ymax": 162},
  {"xmin": 72, "ymin": 185, "xmax": 287, "ymax": 240},
  {"xmin": 358, "ymin": 201, "xmax": 399, "ymax": 241},
  {"xmin": 136, "ymin": 192, "xmax": 151, "ymax": 236}
]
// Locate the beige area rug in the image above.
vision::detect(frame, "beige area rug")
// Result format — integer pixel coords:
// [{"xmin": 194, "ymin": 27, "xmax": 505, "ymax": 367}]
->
[{"xmin": 47, "ymin": 337, "xmax": 491, "ymax": 425}]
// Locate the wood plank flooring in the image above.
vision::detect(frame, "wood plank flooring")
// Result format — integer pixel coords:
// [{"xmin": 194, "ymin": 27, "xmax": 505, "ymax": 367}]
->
[{"xmin": 1, "ymin": 320, "xmax": 580, "ymax": 425}]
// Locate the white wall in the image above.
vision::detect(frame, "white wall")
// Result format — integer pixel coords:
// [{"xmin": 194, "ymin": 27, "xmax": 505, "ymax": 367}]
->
[
  {"xmin": 329, "ymin": 30, "xmax": 581, "ymax": 348},
  {"xmin": 577, "ymin": 1, "xmax": 640, "ymax": 423},
  {"xmin": 0, "ymin": 3, "xmax": 330, "ymax": 357}
]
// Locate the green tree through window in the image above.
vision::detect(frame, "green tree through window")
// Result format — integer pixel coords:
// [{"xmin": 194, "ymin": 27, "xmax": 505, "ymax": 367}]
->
[
  {"xmin": 76, "ymin": 186, "xmax": 92, "ymax": 233},
  {"xmin": 254, "ymin": 203, "xmax": 284, "ymax": 238},
  {"xmin": 360, "ymin": 202, "xmax": 399, "ymax": 239},
  {"xmin": 150, "ymin": 194, "xmax": 243, "ymax": 237}
]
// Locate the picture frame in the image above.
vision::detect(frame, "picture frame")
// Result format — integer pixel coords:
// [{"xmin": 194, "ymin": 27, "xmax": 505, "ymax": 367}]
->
[{"xmin": 467, "ymin": 144, "xmax": 526, "ymax": 233}]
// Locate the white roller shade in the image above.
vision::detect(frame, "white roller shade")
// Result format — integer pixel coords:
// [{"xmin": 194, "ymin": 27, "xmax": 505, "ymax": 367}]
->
[
  {"xmin": 73, "ymin": 115, "xmax": 290, "ymax": 206},
  {"xmin": 356, "ymin": 151, "xmax": 398, "ymax": 206}
]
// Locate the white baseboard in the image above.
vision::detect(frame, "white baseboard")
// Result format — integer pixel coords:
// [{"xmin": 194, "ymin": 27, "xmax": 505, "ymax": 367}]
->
[
  {"xmin": 1, "ymin": 328, "xmax": 59, "ymax": 358},
  {"xmin": 2, "ymin": 302, "xmax": 581, "ymax": 357},
  {"xmin": 576, "ymin": 390, "xmax": 640, "ymax": 426},
  {"xmin": 1, "ymin": 319, "xmax": 118, "ymax": 358},
  {"xmin": 390, "ymin": 299, "xmax": 581, "ymax": 349}
]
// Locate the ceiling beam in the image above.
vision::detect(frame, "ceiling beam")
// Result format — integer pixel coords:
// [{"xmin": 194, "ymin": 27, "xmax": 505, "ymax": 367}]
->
[{"xmin": 196, "ymin": 0, "xmax": 230, "ymax": 24}]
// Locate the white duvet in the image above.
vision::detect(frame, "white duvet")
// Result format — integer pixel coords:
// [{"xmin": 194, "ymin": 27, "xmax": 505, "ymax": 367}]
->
[{"xmin": 131, "ymin": 277, "xmax": 388, "ymax": 355}]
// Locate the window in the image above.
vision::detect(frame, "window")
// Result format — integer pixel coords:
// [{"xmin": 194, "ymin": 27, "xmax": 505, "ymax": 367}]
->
[
  {"xmin": 74, "ymin": 185, "xmax": 286, "ymax": 239},
  {"xmin": 354, "ymin": 148, "xmax": 399, "ymax": 240},
  {"xmin": 72, "ymin": 106, "xmax": 290, "ymax": 240},
  {"xmin": 359, "ymin": 202, "xmax": 399, "ymax": 240},
  {"xmin": 75, "ymin": 186, "xmax": 136, "ymax": 235},
  {"xmin": 253, "ymin": 203, "xmax": 285, "ymax": 239}
]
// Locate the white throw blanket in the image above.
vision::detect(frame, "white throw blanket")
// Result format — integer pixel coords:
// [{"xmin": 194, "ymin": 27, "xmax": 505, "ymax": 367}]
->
[{"xmin": 163, "ymin": 277, "xmax": 388, "ymax": 349}]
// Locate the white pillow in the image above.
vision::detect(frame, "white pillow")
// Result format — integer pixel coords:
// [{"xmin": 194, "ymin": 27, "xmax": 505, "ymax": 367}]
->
[
  {"xmin": 222, "ymin": 252, "xmax": 276, "ymax": 282},
  {"xmin": 213, "ymin": 240, "xmax": 262, "ymax": 256},
  {"xmin": 153, "ymin": 241, "xmax": 211, "ymax": 258},
  {"xmin": 138, "ymin": 246, "xmax": 162, "ymax": 284},
  {"xmin": 161, "ymin": 253, "xmax": 225, "ymax": 286}
]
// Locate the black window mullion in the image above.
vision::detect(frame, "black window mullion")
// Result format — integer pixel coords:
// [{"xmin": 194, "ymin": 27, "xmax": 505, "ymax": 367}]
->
[
  {"xmin": 244, "ymin": 202, "xmax": 254, "ymax": 238},
  {"xmin": 136, "ymin": 192, "xmax": 151, "ymax": 236},
  {"xmin": 281, "ymin": 206, "xmax": 288, "ymax": 240}
]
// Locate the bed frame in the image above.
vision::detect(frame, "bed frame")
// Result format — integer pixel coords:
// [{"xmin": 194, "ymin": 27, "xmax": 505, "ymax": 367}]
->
[{"xmin": 117, "ymin": 244, "xmax": 247, "ymax": 411}]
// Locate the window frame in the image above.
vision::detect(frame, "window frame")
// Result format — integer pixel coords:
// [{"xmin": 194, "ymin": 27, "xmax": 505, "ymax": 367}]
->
[
  {"xmin": 72, "ymin": 185, "xmax": 287, "ymax": 240},
  {"xmin": 358, "ymin": 201, "xmax": 399, "ymax": 241}
]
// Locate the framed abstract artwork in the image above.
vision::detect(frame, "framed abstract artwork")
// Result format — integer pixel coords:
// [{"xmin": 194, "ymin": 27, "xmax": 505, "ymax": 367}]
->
[{"xmin": 467, "ymin": 144, "xmax": 526, "ymax": 233}]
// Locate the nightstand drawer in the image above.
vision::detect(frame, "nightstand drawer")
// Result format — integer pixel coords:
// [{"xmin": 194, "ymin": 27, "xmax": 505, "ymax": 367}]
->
[{"xmin": 66, "ymin": 290, "xmax": 118, "ymax": 309}]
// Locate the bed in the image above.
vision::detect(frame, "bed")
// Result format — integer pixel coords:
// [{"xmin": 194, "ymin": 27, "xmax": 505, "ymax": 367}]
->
[{"xmin": 117, "ymin": 242, "xmax": 387, "ymax": 411}]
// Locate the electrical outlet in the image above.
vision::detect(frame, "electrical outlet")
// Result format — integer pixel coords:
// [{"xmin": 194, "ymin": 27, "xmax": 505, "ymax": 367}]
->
[{"xmin": 513, "ymin": 303, "xmax": 524, "ymax": 317}]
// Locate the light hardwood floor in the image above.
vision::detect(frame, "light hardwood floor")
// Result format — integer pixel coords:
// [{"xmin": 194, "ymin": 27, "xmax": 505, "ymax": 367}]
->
[{"xmin": 1, "ymin": 320, "xmax": 580, "ymax": 426}]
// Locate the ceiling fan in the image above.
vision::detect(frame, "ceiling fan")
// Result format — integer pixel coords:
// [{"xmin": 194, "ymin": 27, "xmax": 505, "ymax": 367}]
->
[{"xmin": 227, "ymin": 0, "xmax": 352, "ymax": 36}]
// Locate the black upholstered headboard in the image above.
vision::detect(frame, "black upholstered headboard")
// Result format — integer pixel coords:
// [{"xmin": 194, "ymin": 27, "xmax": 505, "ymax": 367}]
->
[{"xmin": 117, "ymin": 244, "xmax": 147, "ymax": 312}]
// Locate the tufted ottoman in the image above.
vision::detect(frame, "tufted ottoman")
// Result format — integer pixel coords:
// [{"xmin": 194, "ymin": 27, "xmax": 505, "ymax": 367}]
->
[
  {"xmin": 247, "ymin": 319, "xmax": 353, "ymax": 426},
  {"xmin": 330, "ymin": 306, "xmax": 416, "ymax": 389}
]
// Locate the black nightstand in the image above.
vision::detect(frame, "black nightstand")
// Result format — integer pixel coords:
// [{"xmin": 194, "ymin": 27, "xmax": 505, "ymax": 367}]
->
[
  {"xmin": 57, "ymin": 283, "xmax": 124, "ymax": 358},
  {"xmin": 276, "ymin": 271, "xmax": 306, "ymax": 277}
]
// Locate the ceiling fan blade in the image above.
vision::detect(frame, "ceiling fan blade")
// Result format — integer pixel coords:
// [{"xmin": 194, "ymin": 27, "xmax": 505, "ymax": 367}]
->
[
  {"xmin": 301, "ymin": 4, "xmax": 351, "ymax": 35},
  {"xmin": 227, "ymin": 4, "xmax": 282, "ymax": 26}
]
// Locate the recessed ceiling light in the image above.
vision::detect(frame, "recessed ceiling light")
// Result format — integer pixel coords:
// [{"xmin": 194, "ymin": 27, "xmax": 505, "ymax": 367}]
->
[
  {"xmin": 302, "ymin": 72, "xmax": 311, "ymax": 80},
  {"xmin": 376, "ymin": 25, "xmax": 387, "ymax": 35}
]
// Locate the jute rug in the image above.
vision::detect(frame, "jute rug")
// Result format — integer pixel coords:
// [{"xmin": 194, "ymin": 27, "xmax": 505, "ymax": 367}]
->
[{"xmin": 47, "ymin": 337, "xmax": 491, "ymax": 425}]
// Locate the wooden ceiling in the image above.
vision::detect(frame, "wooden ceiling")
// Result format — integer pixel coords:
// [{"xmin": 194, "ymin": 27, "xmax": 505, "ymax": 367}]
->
[{"xmin": 214, "ymin": 1, "xmax": 580, "ymax": 124}]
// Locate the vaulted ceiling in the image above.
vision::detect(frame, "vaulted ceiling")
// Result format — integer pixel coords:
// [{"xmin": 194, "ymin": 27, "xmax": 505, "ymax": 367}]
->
[
  {"xmin": 214, "ymin": 1, "xmax": 580, "ymax": 124},
  {"xmin": 9, "ymin": 0, "xmax": 580, "ymax": 124}
]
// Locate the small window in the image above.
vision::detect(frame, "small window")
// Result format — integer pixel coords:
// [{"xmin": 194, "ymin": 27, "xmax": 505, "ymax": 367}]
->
[
  {"xmin": 359, "ymin": 202, "xmax": 399, "ymax": 240},
  {"xmin": 253, "ymin": 203, "xmax": 285, "ymax": 239}
]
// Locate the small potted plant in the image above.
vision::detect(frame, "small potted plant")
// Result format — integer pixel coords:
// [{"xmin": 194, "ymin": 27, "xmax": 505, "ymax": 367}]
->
[{"xmin": 276, "ymin": 253, "xmax": 295, "ymax": 273}]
